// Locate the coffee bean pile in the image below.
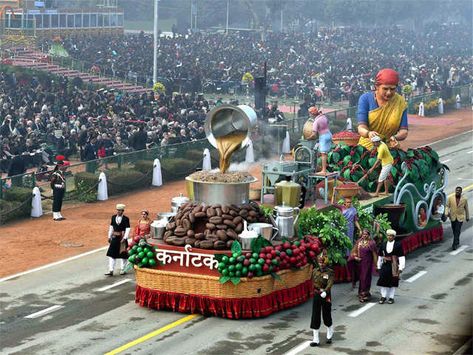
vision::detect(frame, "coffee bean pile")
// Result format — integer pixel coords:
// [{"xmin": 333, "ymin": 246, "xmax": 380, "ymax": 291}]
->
[
  {"xmin": 163, "ymin": 202, "xmax": 268, "ymax": 250},
  {"xmin": 188, "ymin": 171, "xmax": 255, "ymax": 183}
]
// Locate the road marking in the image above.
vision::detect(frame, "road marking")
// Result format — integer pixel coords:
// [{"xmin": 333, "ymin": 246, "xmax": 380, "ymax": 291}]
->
[
  {"xmin": 467, "ymin": 150, "xmax": 473, "ymax": 154},
  {"xmin": 285, "ymin": 340, "xmax": 311, "ymax": 355},
  {"xmin": 105, "ymin": 314, "xmax": 200, "ymax": 355},
  {"xmin": 96, "ymin": 279, "xmax": 131, "ymax": 292},
  {"xmin": 24, "ymin": 305, "xmax": 64, "ymax": 319},
  {"xmin": 406, "ymin": 270, "xmax": 428, "ymax": 283},
  {"xmin": 422, "ymin": 129, "xmax": 473, "ymax": 148},
  {"xmin": 449, "ymin": 245, "xmax": 469, "ymax": 256},
  {"xmin": 441, "ymin": 159, "xmax": 451, "ymax": 164},
  {"xmin": 348, "ymin": 302, "xmax": 376, "ymax": 317},
  {"xmin": 0, "ymin": 246, "xmax": 108, "ymax": 283},
  {"xmin": 457, "ymin": 178, "xmax": 473, "ymax": 181}
]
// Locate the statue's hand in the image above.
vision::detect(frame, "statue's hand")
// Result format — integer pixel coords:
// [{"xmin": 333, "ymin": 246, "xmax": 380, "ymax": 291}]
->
[{"xmin": 368, "ymin": 131, "xmax": 379, "ymax": 139}]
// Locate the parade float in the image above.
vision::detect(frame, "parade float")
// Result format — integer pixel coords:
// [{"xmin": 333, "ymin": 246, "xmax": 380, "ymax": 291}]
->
[{"xmin": 129, "ymin": 105, "xmax": 448, "ymax": 319}]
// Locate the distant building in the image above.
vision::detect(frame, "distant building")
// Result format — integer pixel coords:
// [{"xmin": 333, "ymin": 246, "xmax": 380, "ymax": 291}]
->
[{"xmin": 1, "ymin": 0, "xmax": 123, "ymax": 38}]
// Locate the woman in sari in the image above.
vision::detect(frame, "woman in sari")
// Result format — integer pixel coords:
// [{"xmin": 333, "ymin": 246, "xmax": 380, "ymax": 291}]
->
[
  {"xmin": 134, "ymin": 210, "xmax": 152, "ymax": 238},
  {"xmin": 349, "ymin": 229, "xmax": 378, "ymax": 303},
  {"xmin": 357, "ymin": 68, "xmax": 408, "ymax": 150}
]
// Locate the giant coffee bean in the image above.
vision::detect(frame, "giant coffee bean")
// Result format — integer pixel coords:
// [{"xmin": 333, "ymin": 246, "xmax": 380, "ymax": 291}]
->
[
  {"xmin": 216, "ymin": 230, "xmax": 228, "ymax": 241},
  {"xmin": 186, "ymin": 230, "xmax": 195, "ymax": 237},
  {"xmin": 226, "ymin": 229, "xmax": 238, "ymax": 239},
  {"xmin": 233, "ymin": 216, "xmax": 243, "ymax": 224},
  {"xmin": 185, "ymin": 237, "xmax": 196, "ymax": 246},
  {"xmin": 173, "ymin": 237, "xmax": 186, "ymax": 246},
  {"xmin": 235, "ymin": 223, "xmax": 243, "ymax": 233},
  {"xmin": 222, "ymin": 214, "xmax": 233, "ymax": 220},
  {"xmin": 209, "ymin": 216, "xmax": 222, "ymax": 224},
  {"xmin": 182, "ymin": 219, "xmax": 191, "ymax": 230},
  {"xmin": 213, "ymin": 241, "xmax": 226, "ymax": 250},
  {"xmin": 193, "ymin": 205, "xmax": 202, "ymax": 213},
  {"xmin": 215, "ymin": 207, "xmax": 222, "ymax": 216},
  {"xmin": 239, "ymin": 209, "xmax": 248, "ymax": 217},
  {"xmin": 229, "ymin": 210, "xmax": 238, "ymax": 217},
  {"xmin": 206, "ymin": 207, "xmax": 216, "ymax": 217},
  {"xmin": 200, "ymin": 241, "xmax": 214, "ymax": 249},
  {"xmin": 174, "ymin": 227, "xmax": 187, "ymax": 236},
  {"xmin": 222, "ymin": 205, "xmax": 230, "ymax": 214},
  {"xmin": 216, "ymin": 224, "xmax": 228, "ymax": 230},
  {"xmin": 166, "ymin": 222, "xmax": 176, "ymax": 230},
  {"xmin": 206, "ymin": 222, "xmax": 216, "ymax": 230},
  {"xmin": 189, "ymin": 213, "xmax": 196, "ymax": 223},
  {"xmin": 163, "ymin": 231, "xmax": 172, "ymax": 239},
  {"xmin": 223, "ymin": 220, "xmax": 236, "ymax": 229},
  {"xmin": 195, "ymin": 232, "xmax": 205, "ymax": 240},
  {"xmin": 195, "ymin": 211, "xmax": 206, "ymax": 218}
]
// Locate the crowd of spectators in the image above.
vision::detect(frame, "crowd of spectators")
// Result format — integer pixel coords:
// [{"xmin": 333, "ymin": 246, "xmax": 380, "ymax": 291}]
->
[
  {"xmin": 0, "ymin": 71, "xmax": 209, "ymax": 176},
  {"xmin": 2, "ymin": 23, "xmax": 472, "ymax": 178},
  {"xmin": 40, "ymin": 23, "xmax": 472, "ymax": 102}
]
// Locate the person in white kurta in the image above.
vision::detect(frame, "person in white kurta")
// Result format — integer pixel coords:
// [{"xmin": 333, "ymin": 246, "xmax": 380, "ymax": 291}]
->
[
  {"xmin": 418, "ymin": 101, "xmax": 425, "ymax": 117},
  {"xmin": 438, "ymin": 98, "xmax": 444, "ymax": 114}
]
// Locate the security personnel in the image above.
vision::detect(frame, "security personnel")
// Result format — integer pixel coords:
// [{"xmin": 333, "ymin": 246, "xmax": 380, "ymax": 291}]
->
[
  {"xmin": 310, "ymin": 250, "xmax": 334, "ymax": 346},
  {"xmin": 50, "ymin": 155, "xmax": 69, "ymax": 221}
]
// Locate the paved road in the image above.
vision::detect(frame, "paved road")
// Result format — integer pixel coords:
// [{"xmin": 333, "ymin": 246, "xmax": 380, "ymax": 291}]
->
[{"xmin": 1, "ymin": 132, "xmax": 472, "ymax": 355}]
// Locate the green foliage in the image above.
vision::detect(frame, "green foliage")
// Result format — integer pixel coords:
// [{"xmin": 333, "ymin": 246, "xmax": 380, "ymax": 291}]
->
[
  {"xmin": 2, "ymin": 187, "xmax": 32, "ymax": 218},
  {"xmin": 259, "ymin": 205, "xmax": 274, "ymax": 219},
  {"xmin": 298, "ymin": 207, "xmax": 351, "ymax": 265},
  {"xmin": 161, "ymin": 158, "xmax": 197, "ymax": 181},
  {"xmin": 353, "ymin": 198, "xmax": 391, "ymax": 242},
  {"xmin": 3, "ymin": 187, "xmax": 32, "ymax": 202},
  {"xmin": 107, "ymin": 169, "xmax": 147, "ymax": 195},
  {"xmin": 328, "ymin": 143, "xmax": 441, "ymax": 192},
  {"xmin": 0, "ymin": 199, "xmax": 29, "ymax": 224},
  {"xmin": 133, "ymin": 160, "xmax": 154, "ymax": 185},
  {"xmin": 74, "ymin": 172, "xmax": 97, "ymax": 202}
]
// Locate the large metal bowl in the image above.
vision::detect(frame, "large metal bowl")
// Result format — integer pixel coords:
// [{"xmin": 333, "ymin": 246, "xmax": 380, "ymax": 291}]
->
[{"xmin": 185, "ymin": 176, "xmax": 257, "ymax": 206}]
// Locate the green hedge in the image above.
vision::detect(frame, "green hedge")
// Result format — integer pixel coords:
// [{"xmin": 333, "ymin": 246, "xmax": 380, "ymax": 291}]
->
[
  {"xmin": 0, "ymin": 199, "xmax": 29, "ymax": 225},
  {"xmin": 74, "ymin": 172, "xmax": 98, "ymax": 202},
  {"xmin": 107, "ymin": 169, "xmax": 148, "ymax": 196},
  {"xmin": 161, "ymin": 158, "xmax": 198, "ymax": 181},
  {"xmin": 2, "ymin": 187, "xmax": 32, "ymax": 220},
  {"xmin": 133, "ymin": 160, "xmax": 154, "ymax": 185}
]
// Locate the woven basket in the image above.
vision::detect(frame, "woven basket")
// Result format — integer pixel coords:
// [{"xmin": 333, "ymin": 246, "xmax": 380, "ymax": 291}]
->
[
  {"xmin": 135, "ymin": 264, "xmax": 312, "ymax": 298},
  {"xmin": 332, "ymin": 136, "xmax": 359, "ymax": 146}
]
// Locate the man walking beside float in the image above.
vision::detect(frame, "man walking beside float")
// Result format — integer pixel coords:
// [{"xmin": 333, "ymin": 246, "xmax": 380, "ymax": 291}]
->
[{"xmin": 105, "ymin": 204, "xmax": 131, "ymax": 276}]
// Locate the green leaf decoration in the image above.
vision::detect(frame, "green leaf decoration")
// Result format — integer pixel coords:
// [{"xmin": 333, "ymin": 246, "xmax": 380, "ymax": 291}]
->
[
  {"xmin": 219, "ymin": 275, "xmax": 231, "ymax": 284},
  {"xmin": 391, "ymin": 167, "xmax": 398, "ymax": 178},
  {"xmin": 214, "ymin": 254, "xmax": 225, "ymax": 262},
  {"xmin": 343, "ymin": 169, "xmax": 351, "ymax": 180},
  {"xmin": 356, "ymin": 145, "xmax": 365, "ymax": 155},
  {"xmin": 231, "ymin": 240, "xmax": 242, "ymax": 255},
  {"xmin": 343, "ymin": 155, "xmax": 352, "ymax": 165},
  {"xmin": 368, "ymin": 157, "xmax": 377, "ymax": 166},
  {"xmin": 230, "ymin": 277, "xmax": 241, "ymax": 285},
  {"xmin": 407, "ymin": 149, "xmax": 415, "ymax": 158},
  {"xmin": 331, "ymin": 152, "xmax": 340, "ymax": 163}
]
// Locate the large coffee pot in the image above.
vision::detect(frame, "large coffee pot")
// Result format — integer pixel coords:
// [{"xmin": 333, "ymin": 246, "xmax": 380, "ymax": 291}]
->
[{"xmin": 269, "ymin": 204, "xmax": 300, "ymax": 240}]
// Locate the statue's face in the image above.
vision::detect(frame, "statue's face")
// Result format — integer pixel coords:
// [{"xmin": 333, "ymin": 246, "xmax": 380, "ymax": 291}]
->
[{"xmin": 376, "ymin": 84, "xmax": 397, "ymax": 102}]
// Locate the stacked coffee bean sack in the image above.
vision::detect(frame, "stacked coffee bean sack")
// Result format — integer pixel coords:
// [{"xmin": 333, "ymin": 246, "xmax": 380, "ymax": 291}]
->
[{"xmin": 164, "ymin": 202, "xmax": 268, "ymax": 250}]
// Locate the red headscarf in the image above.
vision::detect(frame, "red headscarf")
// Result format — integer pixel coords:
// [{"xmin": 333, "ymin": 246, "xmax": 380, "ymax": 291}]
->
[{"xmin": 375, "ymin": 68, "xmax": 399, "ymax": 86}]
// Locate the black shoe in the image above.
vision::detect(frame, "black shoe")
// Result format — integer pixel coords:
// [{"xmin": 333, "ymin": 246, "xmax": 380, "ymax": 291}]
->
[
  {"xmin": 388, "ymin": 298, "xmax": 394, "ymax": 304},
  {"xmin": 379, "ymin": 297, "xmax": 386, "ymax": 304},
  {"xmin": 310, "ymin": 342, "xmax": 319, "ymax": 347},
  {"xmin": 104, "ymin": 271, "xmax": 113, "ymax": 276},
  {"xmin": 327, "ymin": 339, "xmax": 332, "ymax": 344},
  {"xmin": 452, "ymin": 245, "xmax": 457, "ymax": 250}
]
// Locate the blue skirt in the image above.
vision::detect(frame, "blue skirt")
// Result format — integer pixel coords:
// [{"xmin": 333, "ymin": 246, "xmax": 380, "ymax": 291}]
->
[{"xmin": 319, "ymin": 132, "xmax": 333, "ymax": 153}]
